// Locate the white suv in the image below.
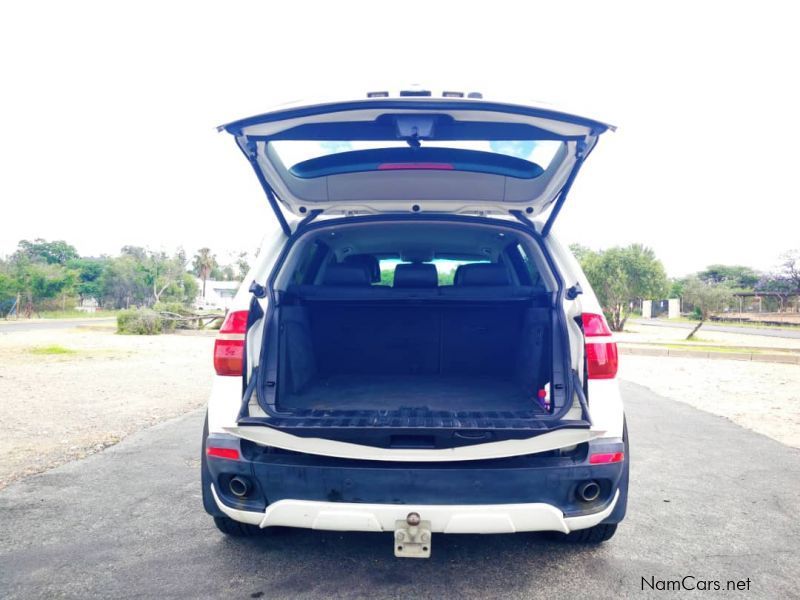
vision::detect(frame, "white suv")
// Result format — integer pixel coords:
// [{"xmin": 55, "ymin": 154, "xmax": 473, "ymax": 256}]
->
[{"xmin": 201, "ymin": 91, "xmax": 627, "ymax": 557}]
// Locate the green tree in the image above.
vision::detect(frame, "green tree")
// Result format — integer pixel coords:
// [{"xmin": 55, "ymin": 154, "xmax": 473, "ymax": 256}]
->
[
  {"xmin": 0, "ymin": 268, "xmax": 18, "ymax": 314},
  {"xmin": 192, "ymin": 248, "xmax": 217, "ymax": 299},
  {"xmin": 573, "ymin": 244, "xmax": 669, "ymax": 331},
  {"xmin": 144, "ymin": 250, "xmax": 187, "ymax": 304},
  {"xmin": 697, "ymin": 264, "xmax": 760, "ymax": 290},
  {"xmin": 101, "ymin": 255, "xmax": 149, "ymax": 308},
  {"xmin": 778, "ymin": 250, "xmax": 800, "ymax": 290},
  {"xmin": 236, "ymin": 252, "xmax": 250, "ymax": 280},
  {"xmin": 681, "ymin": 276, "xmax": 734, "ymax": 339},
  {"xmin": 68, "ymin": 257, "xmax": 107, "ymax": 303},
  {"xmin": 16, "ymin": 239, "xmax": 78, "ymax": 265}
]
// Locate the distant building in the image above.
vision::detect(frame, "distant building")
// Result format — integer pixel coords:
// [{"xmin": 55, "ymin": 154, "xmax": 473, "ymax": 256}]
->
[
  {"xmin": 195, "ymin": 278, "xmax": 240, "ymax": 311},
  {"xmin": 75, "ymin": 297, "xmax": 99, "ymax": 313}
]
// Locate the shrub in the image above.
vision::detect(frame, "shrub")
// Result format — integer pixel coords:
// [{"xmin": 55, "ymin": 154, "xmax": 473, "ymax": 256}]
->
[
  {"xmin": 153, "ymin": 301, "xmax": 192, "ymax": 316},
  {"xmin": 117, "ymin": 309, "xmax": 165, "ymax": 335},
  {"xmin": 153, "ymin": 301, "xmax": 194, "ymax": 330}
]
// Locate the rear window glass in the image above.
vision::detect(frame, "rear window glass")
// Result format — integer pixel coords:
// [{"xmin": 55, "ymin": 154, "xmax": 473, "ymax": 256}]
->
[
  {"xmin": 378, "ymin": 258, "xmax": 490, "ymax": 286},
  {"xmin": 271, "ymin": 140, "xmax": 562, "ymax": 179}
]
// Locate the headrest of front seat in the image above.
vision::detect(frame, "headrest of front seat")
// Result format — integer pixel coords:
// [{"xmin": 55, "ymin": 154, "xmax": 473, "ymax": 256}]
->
[
  {"xmin": 323, "ymin": 264, "xmax": 371, "ymax": 286},
  {"xmin": 454, "ymin": 263, "xmax": 511, "ymax": 286},
  {"xmin": 393, "ymin": 263, "xmax": 438, "ymax": 288},
  {"xmin": 343, "ymin": 254, "xmax": 380, "ymax": 282}
]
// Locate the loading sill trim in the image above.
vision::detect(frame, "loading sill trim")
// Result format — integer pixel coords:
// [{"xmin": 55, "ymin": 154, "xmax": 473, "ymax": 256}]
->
[{"xmin": 222, "ymin": 424, "xmax": 606, "ymax": 462}]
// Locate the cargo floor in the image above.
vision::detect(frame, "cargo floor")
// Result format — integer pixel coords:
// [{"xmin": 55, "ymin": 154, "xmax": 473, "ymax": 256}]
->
[{"xmin": 279, "ymin": 374, "xmax": 541, "ymax": 413}]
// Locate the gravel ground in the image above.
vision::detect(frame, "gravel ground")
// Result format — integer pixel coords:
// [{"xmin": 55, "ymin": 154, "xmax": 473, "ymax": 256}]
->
[
  {"xmin": 618, "ymin": 355, "xmax": 800, "ymax": 448},
  {"xmin": 0, "ymin": 325, "xmax": 213, "ymax": 489},
  {"xmin": 1, "ymin": 322, "xmax": 798, "ymax": 493}
]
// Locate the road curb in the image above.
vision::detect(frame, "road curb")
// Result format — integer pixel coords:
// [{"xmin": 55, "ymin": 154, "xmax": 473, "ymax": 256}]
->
[{"xmin": 619, "ymin": 345, "xmax": 800, "ymax": 364}]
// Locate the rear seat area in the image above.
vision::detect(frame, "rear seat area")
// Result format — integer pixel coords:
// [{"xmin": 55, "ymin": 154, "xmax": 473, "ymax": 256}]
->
[{"xmin": 285, "ymin": 261, "xmax": 542, "ymax": 300}]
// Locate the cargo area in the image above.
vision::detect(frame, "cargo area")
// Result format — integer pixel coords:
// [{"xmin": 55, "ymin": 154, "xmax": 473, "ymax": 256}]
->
[
  {"xmin": 242, "ymin": 220, "xmax": 576, "ymax": 431},
  {"xmin": 276, "ymin": 297, "xmax": 552, "ymax": 416}
]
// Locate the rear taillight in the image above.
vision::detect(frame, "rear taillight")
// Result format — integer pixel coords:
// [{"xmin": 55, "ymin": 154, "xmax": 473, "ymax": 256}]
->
[
  {"xmin": 589, "ymin": 451, "xmax": 625, "ymax": 464},
  {"xmin": 213, "ymin": 310, "xmax": 248, "ymax": 376},
  {"xmin": 206, "ymin": 446, "xmax": 240, "ymax": 460},
  {"xmin": 582, "ymin": 313, "xmax": 618, "ymax": 379}
]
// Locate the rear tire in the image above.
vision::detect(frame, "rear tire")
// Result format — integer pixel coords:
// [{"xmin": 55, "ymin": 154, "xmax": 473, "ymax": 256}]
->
[
  {"xmin": 555, "ymin": 523, "xmax": 618, "ymax": 544},
  {"xmin": 213, "ymin": 516, "xmax": 263, "ymax": 537}
]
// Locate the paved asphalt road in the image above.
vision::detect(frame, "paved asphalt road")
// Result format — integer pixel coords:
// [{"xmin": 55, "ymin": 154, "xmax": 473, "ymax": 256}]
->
[
  {"xmin": 0, "ymin": 318, "xmax": 116, "ymax": 333},
  {"xmin": 1, "ymin": 382, "xmax": 798, "ymax": 599},
  {"xmin": 632, "ymin": 319, "xmax": 800, "ymax": 339}
]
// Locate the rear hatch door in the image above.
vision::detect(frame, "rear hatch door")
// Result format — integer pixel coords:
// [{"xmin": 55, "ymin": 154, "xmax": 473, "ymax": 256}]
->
[{"xmin": 219, "ymin": 92, "xmax": 613, "ymax": 228}]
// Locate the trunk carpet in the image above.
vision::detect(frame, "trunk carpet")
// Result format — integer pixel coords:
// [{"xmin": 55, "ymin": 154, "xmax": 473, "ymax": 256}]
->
[{"xmin": 279, "ymin": 374, "xmax": 540, "ymax": 412}]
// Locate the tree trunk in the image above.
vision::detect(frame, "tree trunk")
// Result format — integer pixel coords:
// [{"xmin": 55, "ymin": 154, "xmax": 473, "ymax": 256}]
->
[
  {"xmin": 202, "ymin": 277, "xmax": 207, "ymax": 299},
  {"xmin": 686, "ymin": 319, "xmax": 704, "ymax": 339}
]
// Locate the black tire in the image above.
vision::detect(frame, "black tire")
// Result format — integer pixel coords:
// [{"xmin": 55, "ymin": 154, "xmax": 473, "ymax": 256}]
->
[
  {"xmin": 200, "ymin": 412, "xmax": 220, "ymax": 517},
  {"xmin": 213, "ymin": 516, "xmax": 264, "ymax": 537},
  {"xmin": 558, "ymin": 523, "xmax": 618, "ymax": 544}
]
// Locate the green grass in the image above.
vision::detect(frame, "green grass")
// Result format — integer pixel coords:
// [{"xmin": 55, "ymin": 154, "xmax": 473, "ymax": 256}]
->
[
  {"xmin": 37, "ymin": 310, "xmax": 120, "ymax": 319},
  {"xmin": 29, "ymin": 344, "xmax": 77, "ymax": 355}
]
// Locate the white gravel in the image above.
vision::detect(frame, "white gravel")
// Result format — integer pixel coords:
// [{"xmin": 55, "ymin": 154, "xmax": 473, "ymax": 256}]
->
[
  {"xmin": 619, "ymin": 355, "xmax": 800, "ymax": 448},
  {"xmin": 2, "ymin": 321, "xmax": 797, "ymax": 491},
  {"xmin": 0, "ymin": 324, "xmax": 214, "ymax": 489}
]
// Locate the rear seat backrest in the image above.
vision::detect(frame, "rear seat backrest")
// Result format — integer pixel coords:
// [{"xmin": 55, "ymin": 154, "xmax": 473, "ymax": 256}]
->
[
  {"xmin": 393, "ymin": 263, "xmax": 438, "ymax": 288},
  {"xmin": 322, "ymin": 264, "xmax": 371, "ymax": 286},
  {"xmin": 454, "ymin": 263, "xmax": 511, "ymax": 286},
  {"xmin": 343, "ymin": 254, "xmax": 380, "ymax": 283}
]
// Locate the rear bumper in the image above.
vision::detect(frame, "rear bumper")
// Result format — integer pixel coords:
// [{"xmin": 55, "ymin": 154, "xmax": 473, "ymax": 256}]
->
[
  {"xmin": 203, "ymin": 433, "xmax": 628, "ymax": 532},
  {"xmin": 211, "ymin": 485, "xmax": 620, "ymax": 534}
]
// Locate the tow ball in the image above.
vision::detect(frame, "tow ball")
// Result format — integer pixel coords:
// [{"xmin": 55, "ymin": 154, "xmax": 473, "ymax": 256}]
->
[{"xmin": 394, "ymin": 512, "xmax": 432, "ymax": 558}]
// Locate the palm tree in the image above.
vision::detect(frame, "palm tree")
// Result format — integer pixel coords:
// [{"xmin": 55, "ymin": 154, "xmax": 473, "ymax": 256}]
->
[{"xmin": 192, "ymin": 248, "xmax": 217, "ymax": 300}]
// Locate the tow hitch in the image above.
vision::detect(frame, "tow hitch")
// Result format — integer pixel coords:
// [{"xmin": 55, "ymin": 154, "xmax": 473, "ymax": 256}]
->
[{"xmin": 394, "ymin": 512, "xmax": 432, "ymax": 558}]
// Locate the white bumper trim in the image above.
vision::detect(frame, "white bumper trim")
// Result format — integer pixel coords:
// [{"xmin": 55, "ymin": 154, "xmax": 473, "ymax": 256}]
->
[
  {"xmin": 211, "ymin": 485, "xmax": 618, "ymax": 534},
  {"xmin": 221, "ymin": 425, "xmax": 606, "ymax": 462}
]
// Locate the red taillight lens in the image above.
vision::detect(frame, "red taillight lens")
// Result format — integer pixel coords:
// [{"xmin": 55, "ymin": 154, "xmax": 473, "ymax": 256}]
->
[
  {"xmin": 213, "ymin": 310, "xmax": 248, "ymax": 376},
  {"xmin": 589, "ymin": 451, "xmax": 625, "ymax": 464},
  {"xmin": 377, "ymin": 162, "xmax": 454, "ymax": 170},
  {"xmin": 206, "ymin": 446, "xmax": 240, "ymax": 460},
  {"xmin": 586, "ymin": 341, "xmax": 619, "ymax": 379},
  {"xmin": 582, "ymin": 312, "xmax": 612, "ymax": 336},
  {"xmin": 582, "ymin": 312, "xmax": 618, "ymax": 379},
  {"xmin": 219, "ymin": 310, "xmax": 248, "ymax": 334}
]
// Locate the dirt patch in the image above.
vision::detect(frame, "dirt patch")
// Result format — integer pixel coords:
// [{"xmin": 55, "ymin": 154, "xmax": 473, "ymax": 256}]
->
[
  {"xmin": 0, "ymin": 326, "xmax": 214, "ymax": 489},
  {"xmin": 619, "ymin": 355, "xmax": 800, "ymax": 448}
]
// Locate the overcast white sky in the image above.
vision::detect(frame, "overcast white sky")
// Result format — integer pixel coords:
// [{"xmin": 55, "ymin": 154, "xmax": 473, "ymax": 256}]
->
[{"xmin": 1, "ymin": 1, "xmax": 798, "ymax": 275}]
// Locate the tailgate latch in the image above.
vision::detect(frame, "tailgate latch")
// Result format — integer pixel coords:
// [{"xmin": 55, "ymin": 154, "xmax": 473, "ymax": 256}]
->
[{"xmin": 394, "ymin": 512, "xmax": 432, "ymax": 558}]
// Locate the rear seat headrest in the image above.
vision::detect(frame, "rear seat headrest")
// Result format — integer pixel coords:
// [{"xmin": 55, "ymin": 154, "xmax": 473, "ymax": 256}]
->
[
  {"xmin": 323, "ymin": 264, "xmax": 371, "ymax": 286},
  {"xmin": 454, "ymin": 263, "xmax": 511, "ymax": 286},
  {"xmin": 393, "ymin": 263, "xmax": 438, "ymax": 288},
  {"xmin": 343, "ymin": 254, "xmax": 380, "ymax": 282}
]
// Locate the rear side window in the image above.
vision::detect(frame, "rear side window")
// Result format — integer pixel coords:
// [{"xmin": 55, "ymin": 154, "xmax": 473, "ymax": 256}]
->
[
  {"xmin": 290, "ymin": 241, "xmax": 327, "ymax": 285},
  {"xmin": 508, "ymin": 243, "xmax": 541, "ymax": 287}
]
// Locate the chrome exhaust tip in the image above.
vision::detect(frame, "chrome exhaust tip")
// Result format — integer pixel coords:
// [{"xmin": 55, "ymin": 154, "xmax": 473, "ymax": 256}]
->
[
  {"xmin": 229, "ymin": 476, "xmax": 251, "ymax": 498},
  {"xmin": 577, "ymin": 480, "xmax": 601, "ymax": 502}
]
